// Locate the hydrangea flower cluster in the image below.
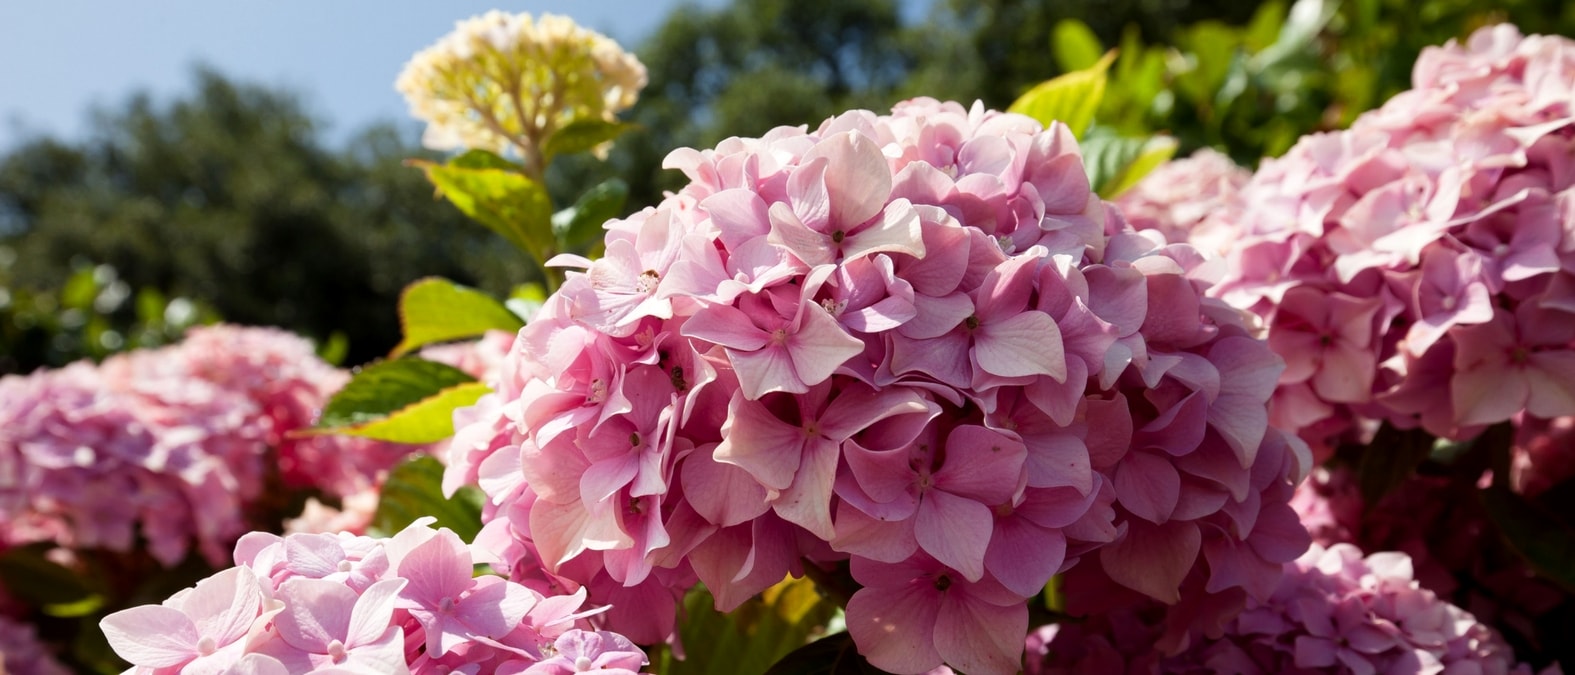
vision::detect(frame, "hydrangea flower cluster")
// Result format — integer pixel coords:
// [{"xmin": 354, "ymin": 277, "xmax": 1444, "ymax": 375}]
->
[
  {"xmin": 0, "ymin": 325, "xmax": 411, "ymax": 566},
  {"xmin": 99, "ymin": 520, "xmax": 649, "ymax": 675},
  {"xmin": 396, "ymin": 11, "xmax": 647, "ymax": 161},
  {"xmin": 1292, "ymin": 466, "xmax": 1573, "ymax": 663},
  {"xmin": 1031, "ymin": 543, "xmax": 1527, "ymax": 675},
  {"xmin": 1113, "ymin": 148, "xmax": 1250, "ymax": 258},
  {"xmin": 1161, "ymin": 25, "xmax": 1575, "ymax": 453},
  {"xmin": 445, "ymin": 98, "xmax": 1310, "ymax": 674}
]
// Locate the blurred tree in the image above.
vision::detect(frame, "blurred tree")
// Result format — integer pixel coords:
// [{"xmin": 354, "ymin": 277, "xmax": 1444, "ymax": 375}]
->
[{"xmin": 0, "ymin": 68, "xmax": 529, "ymax": 369}]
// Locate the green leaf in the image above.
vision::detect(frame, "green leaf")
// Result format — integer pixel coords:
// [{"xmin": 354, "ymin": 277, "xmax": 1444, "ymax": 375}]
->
[
  {"xmin": 415, "ymin": 159, "xmax": 554, "ymax": 262},
  {"xmin": 1353, "ymin": 423, "xmax": 1436, "ymax": 504},
  {"xmin": 315, "ymin": 358, "xmax": 487, "ymax": 444},
  {"xmin": 1252, "ymin": 0, "xmax": 1335, "ymax": 70},
  {"xmin": 551, "ymin": 178, "xmax": 629, "ymax": 253},
  {"xmin": 1482, "ymin": 485, "xmax": 1575, "ymax": 593},
  {"xmin": 763, "ymin": 632, "xmax": 885, "ymax": 675},
  {"xmin": 663, "ymin": 577, "xmax": 838, "ymax": 675},
  {"xmin": 1085, "ymin": 134, "xmax": 1179, "ymax": 199},
  {"xmin": 449, "ymin": 148, "xmax": 520, "ymax": 171},
  {"xmin": 0, "ymin": 544, "xmax": 102, "ymax": 608},
  {"xmin": 1007, "ymin": 51, "xmax": 1115, "ymax": 138},
  {"xmin": 317, "ymin": 330, "xmax": 350, "ymax": 366},
  {"xmin": 391, "ymin": 277, "xmax": 525, "ymax": 358},
  {"xmin": 373, "ymin": 455, "xmax": 484, "ymax": 542},
  {"xmin": 1051, "ymin": 19, "xmax": 1104, "ymax": 72},
  {"xmin": 542, "ymin": 118, "xmax": 638, "ymax": 161}
]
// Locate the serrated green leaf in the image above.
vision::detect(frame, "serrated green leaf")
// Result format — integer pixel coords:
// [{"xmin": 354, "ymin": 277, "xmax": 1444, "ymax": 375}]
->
[
  {"xmin": 391, "ymin": 277, "xmax": 524, "ymax": 357},
  {"xmin": 552, "ymin": 178, "xmax": 629, "ymax": 253},
  {"xmin": 415, "ymin": 159, "xmax": 554, "ymax": 262},
  {"xmin": 1094, "ymin": 135, "xmax": 1178, "ymax": 198},
  {"xmin": 315, "ymin": 358, "xmax": 486, "ymax": 443},
  {"xmin": 1007, "ymin": 51, "xmax": 1115, "ymax": 138},
  {"xmin": 1051, "ymin": 19, "xmax": 1104, "ymax": 72},
  {"xmin": 1483, "ymin": 485, "xmax": 1575, "ymax": 593},
  {"xmin": 542, "ymin": 118, "xmax": 637, "ymax": 161},
  {"xmin": 664, "ymin": 577, "xmax": 838, "ymax": 675},
  {"xmin": 373, "ymin": 455, "xmax": 484, "ymax": 542}
]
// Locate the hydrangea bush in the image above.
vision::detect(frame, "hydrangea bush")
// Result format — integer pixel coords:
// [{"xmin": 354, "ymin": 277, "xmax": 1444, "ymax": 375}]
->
[{"xmin": 8, "ymin": 9, "xmax": 1574, "ymax": 675}]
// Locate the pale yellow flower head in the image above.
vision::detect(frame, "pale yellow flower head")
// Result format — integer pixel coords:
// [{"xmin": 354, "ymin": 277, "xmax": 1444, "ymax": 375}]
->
[{"xmin": 396, "ymin": 11, "xmax": 647, "ymax": 164}]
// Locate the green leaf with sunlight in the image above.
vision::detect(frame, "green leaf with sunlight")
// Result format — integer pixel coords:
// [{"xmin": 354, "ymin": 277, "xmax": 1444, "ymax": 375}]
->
[
  {"xmin": 314, "ymin": 358, "xmax": 488, "ymax": 444},
  {"xmin": 1079, "ymin": 132, "xmax": 1179, "ymax": 198},
  {"xmin": 391, "ymin": 277, "xmax": 524, "ymax": 358},
  {"xmin": 542, "ymin": 118, "xmax": 638, "ymax": 162},
  {"xmin": 552, "ymin": 177, "xmax": 629, "ymax": 253},
  {"xmin": 1007, "ymin": 51, "xmax": 1115, "ymax": 139},
  {"xmin": 414, "ymin": 157, "xmax": 554, "ymax": 263},
  {"xmin": 373, "ymin": 455, "xmax": 484, "ymax": 542},
  {"xmin": 1051, "ymin": 19, "xmax": 1104, "ymax": 72},
  {"xmin": 659, "ymin": 577, "xmax": 838, "ymax": 675}
]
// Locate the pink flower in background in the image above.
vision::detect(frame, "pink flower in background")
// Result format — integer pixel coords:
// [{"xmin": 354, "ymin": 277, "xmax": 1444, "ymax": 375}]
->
[
  {"xmin": 1130, "ymin": 25, "xmax": 1575, "ymax": 456},
  {"xmin": 447, "ymin": 97, "xmax": 1302, "ymax": 673},
  {"xmin": 1033, "ymin": 544, "xmax": 1530, "ymax": 675},
  {"xmin": 1115, "ymin": 148, "xmax": 1250, "ymax": 257},
  {"xmin": 0, "ymin": 325, "xmax": 415, "ymax": 568},
  {"xmin": 0, "ymin": 614, "xmax": 72, "ymax": 675},
  {"xmin": 100, "ymin": 521, "xmax": 649, "ymax": 675}
]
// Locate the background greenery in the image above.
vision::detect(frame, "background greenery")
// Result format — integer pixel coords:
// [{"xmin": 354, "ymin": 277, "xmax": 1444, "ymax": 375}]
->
[{"xmin": 4, "ymin": 0, "xmax": 1573, "ymax": 372}]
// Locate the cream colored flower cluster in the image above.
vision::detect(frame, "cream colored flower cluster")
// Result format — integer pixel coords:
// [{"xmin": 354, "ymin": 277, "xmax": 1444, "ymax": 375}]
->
[{"xmin": 396, "ymin": 11, "xmax": 647, "ymax": 165}]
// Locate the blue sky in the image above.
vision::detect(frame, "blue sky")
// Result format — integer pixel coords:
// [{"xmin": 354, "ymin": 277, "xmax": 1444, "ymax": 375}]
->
[{"xmin": 0, "ymin": 1, "xmax": 732, "ymax": 150}]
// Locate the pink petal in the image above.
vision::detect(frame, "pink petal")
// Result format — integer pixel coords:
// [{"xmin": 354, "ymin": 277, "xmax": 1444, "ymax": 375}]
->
[
  {"xmin": 182, "ymin": 567, "xmax": 266, "ymax": 647},
  {"xmin": 730, "ymin": 345, "xmax": 804, "ymax": 399},
  {"xmin": 773, "ymin": 437, "xmax": 841, "ymax": 540},
  {"xmin": 714, "ymin": 394, "xmax": 803, "ymax": 491},
  {"xmin": 275, "ymin": 578, "xmax": 358, "ymax": 652},
  {"xmin": 457, "ymin": 576, "xmax": 537, "ymax": 638},
  {"xmin": 1527, "ymin": 351, "xmax": 1575, "ymax": 419},
  {"xmin": 846, "ymin": 584, "xmax": 942, "ymax": 674},
  {"xmin": 681, "ymin": 305, "xmax": 770, "ymax": 351},
  {"xmin": 807, "ymin": 131, "xmax": 893, "ymax": 230},
  {"xmin": 934, "ymin": 590, "xmax": 1030, "ymax": 675},
  {"xmin": 101, "ymin": 605, "xmax": 199, "ymax": 668},
  {"xmin": 1113, "ymin": 451, "xmax": 1181, "ymax": 524},
  {"xmin": 347, "ymin": 578, "xmax": 409, "ymax": 648},
  {"xmin": 842, "ymin": 199, "xmax": 925, "ymax": 262},
  {"xmin": 768, "ymin": 200, "xmax": 835, "ymax": 266},
  {"xmin": 985, "ymin": 517, "xmax": 1066, "ymax": 597},
  {"xmin": 1098, "ymin": 520, "xmax": 1200, "ymax": 603},
  {"xmin": 1453, "ymin": 365, "xmax": 1528, "ymax": 426},
  {"xmin": 915, "ymin": 490, "xmax": 994, "ymax": 582},
  {"xmin": 973, "ymin": 311, "xmax": 1066, "ymax": 380},
  {"xmin": 788, "ymin": 302, "xmax": 867, "ymax": 387},
  {"xmin": 681, "ymin": 451, "xmax": 771, "ymax": 527},
  {"xmin": 933, "ymin": 425, "xmax": 1026, "ymax": 504}
]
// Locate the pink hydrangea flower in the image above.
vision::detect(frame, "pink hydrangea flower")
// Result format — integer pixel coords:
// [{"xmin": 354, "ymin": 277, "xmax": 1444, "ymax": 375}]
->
[
  {"xmin": 1137, "ymin": 26, "xmax": 1575, "ymax": 456},
  {"xmin": 100, "ymin": 520, "xmax": 649, "ymax": 675},
  {"xmin": 448, "ymin": 98, "xmax": 1303, "ymax": 673},
  {"xmin": 1115, "ymin": 148, "xmax": 1250, "ymax": 257},
  {"xmin": 1034, "ymin": 544, "xmax": 1531, "ymax": 675},
  {"xmin": 0, "ymin": 614, "xmax": 72, "ymax": 675},
  {"xmin": 0, "ymin": 325, "xmax": 415, "ymax": 567}
]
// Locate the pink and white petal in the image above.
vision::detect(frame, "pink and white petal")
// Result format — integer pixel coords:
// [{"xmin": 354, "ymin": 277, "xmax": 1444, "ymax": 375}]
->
[
  {"xmin": 1310, "ymin": 346, "xmax": 1376, "ymax": 404},
  {"xmin": 897, "ymin": 292, "xmax": 975, "ymax": 340},
  {"xmin": 973, "ymin": 311, "xmax": 1066, "ymax": 380},
  {"xmin": 346, "ymin": 578, "xmax": 410, "ymax": 648},
  {"xmin": 773, "ymin": 437, "xmax": 841, "ymax": 540},
  {"xmin": 341, "ymin": 626, "xmax": 410, "ymax": 674},
  {"xmin": 809, "ymin": 131, "xmax": 894, "ymax": 230},
  {"xmin": 789, "ymin": 303, "xmax": 867, "ymax": 387},
  {"xmin": 769, "ymin": 200, "xmax": 836, "ymax": 266},
  {"xmin": 457, "ymin": 576, "xmax": 538, "ymax": 638},
  {"xmin": 681, "ymin": 452, "xmax": 772, "ymax": 527},
  {"xmin": 579, "ymin": 455, "xmax": 640, "ymax": 506},
  {"xmin": 100, "ymin": 605, "xmax": 199, "ymax": 668},
  {"xmin": 731, "ymin": 345, "xmax": 806, "ymax": 400},
  {"xmin": 275, "ymin": 578, "xmax": 358, "ymax": 652},
  {"xmin": 182, "ymin": 567, "xmax": 267, "ymax": 646},
  {"xmin": 842, "ymin": 199, "xmax": 925, "ymax": 262},
  {"xmin": 846, "ymin": 584, "xmax": 943, "ymax": 675},
  {"xmin": 680, "ymin": 305, "xmax": 771, "ymax": 351},
  {"xmin": 715, "ymin": 394, "xmax": 804, "ymax": 491}
]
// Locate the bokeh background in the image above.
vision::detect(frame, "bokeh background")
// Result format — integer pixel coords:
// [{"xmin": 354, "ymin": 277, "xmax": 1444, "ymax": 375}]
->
[{"xmin": 3, "ymin": 0, "xmax": 1571, "ymax": 372}]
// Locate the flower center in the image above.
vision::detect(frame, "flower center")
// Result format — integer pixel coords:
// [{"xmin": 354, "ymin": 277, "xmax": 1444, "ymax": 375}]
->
[
  {"xmin": 196, "ymin": 636, "xmax": 218, "ymax": 656},
  {"xmin": 964, "ymin": 315, "xmax": 980, "ymax": 330},
  {"xmin": 337, "ymin": 559, "xmax": 354, "ymax": 573},
  {"xmin": 438, "ymin": 596, "xmax": 456, "ymax": 613},
  {"xmin": 327, "ymin": 639, "xmax": 348, "ymax": 663},
  {"xmin": 575, "ymin": 655, "xmax": 596, "ymax": 671},
  {"xmin": 933, "ymin": 574, "xmax": 952, "ymax": 591},
  {"xmin": 637, "ymin": 270, "xmax": 660, "ymax": 294},
  {"xmin": 831, "ymin": 230, "xmax": 846, "ymax": 244}
]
